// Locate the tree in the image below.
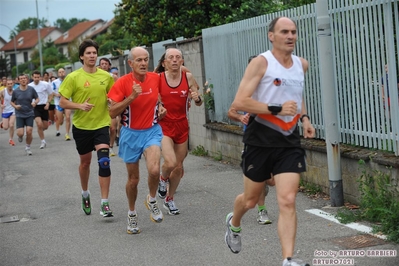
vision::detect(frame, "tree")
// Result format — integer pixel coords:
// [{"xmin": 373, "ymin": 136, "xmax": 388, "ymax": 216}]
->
[
  {"xmin": 13, "ymin": 17, "xmax": 48, "ymax": 37},
  {"xmin": 0, "ymin": 57, "xmax": 9, "ymax": 77},
  {"xmin": 30, "ymin": 40, "xmax": 69, "ymax": 71},
  {"xmin": 54, "ymin": 18, "xmax": 88, "ymax": 32},
  {"xmin": 112, "ymin": 0, "xmax": 316, "ymax": 46}
]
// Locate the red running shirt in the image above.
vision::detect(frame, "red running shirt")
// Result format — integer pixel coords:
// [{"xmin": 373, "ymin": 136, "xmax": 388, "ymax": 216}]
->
[
  {"xmin": 159, "ymin": 71, "xmax": 190, "ymax": 122},
  {"xmin": 108, "ymin": 72, "xmax": 160, "ymax": 130}
]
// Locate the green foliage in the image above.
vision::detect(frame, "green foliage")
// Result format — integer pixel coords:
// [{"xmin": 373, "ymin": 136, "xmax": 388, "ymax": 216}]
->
[
  {"xmin": 12, "ymin": 62, "xmax": 30, "ymax": 77},
  {"xmin": 213, "ymin": 151, "xmax": 223, "ymax": 161},
  {"xmin": 30, "ymin": 41, "xmax": 69, "ymax": 69},
  {"xmin": 0, "ymin": 57, "xmax": 10, "ymax": 77},
  {"xmin": 67, "ymin": 39, "xmax": 81, "ymax": 64},
  {"xmin": 203, "ymin": 82, "xmax": 215, "ymax": 111},
  {"xmin": 113, "ymin": 0, "xmax": 315, "ymax": 46},
  {"xmin": 190, "ymin": 145, "xmax": 208, "ymax": 156},
  {"xmin": 54, "ymin": 18, "xmax": 88, "ymax": 32},
  {"xmin": 335, "ymin": 208, "xmax": 361, "ymax": 224},
  {"xmin": 14, "ymin": 17, "xmax": 48, "ymax": 36},
  {"xmin": 299, "ymin": 179, "xmax": 323, "ymax": 196},
  {"xmin": 335, "ymin": 159, "xmax": 399, "ymax": 243}
]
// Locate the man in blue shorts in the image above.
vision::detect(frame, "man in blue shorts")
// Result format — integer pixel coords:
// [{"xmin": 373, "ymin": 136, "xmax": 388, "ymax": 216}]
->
[{"xmin": 108, "ymin": 47, "xmax": 167, "ymax": 234}]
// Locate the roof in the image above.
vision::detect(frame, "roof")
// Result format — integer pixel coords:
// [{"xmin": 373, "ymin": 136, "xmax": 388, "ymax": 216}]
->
[
  {"xmin": 0, "ymin": 27, "xmax": 60, "ymax": 52},
  {"xmin": 90, "ymin": 18, "xmax": 114, "ymax": 38},
  {"xmin": 54, "ymin": 19, "xmax": 104, "ymax": 45}
]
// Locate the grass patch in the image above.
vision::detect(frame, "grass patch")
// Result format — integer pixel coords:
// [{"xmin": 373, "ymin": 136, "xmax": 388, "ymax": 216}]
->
[
  {"xmin": 299, "ymin": 179, "xmax": 323, "ymax": 196},
  {"xmin": 213, "ymin": 151, "xmax": 222, "ymax": 161},
  {"xmin": 190, "ymin": 145, "xmax": 208, "ymax": 156},
  {"xmin": 335, "ymin": 159, "xmax": 399, "ymax": 243}
]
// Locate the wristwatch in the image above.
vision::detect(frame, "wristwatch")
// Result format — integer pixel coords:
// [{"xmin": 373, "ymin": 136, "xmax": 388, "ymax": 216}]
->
[{"xmin": 268, "ymin": 103, "xmax": 282, "ymax": 115}]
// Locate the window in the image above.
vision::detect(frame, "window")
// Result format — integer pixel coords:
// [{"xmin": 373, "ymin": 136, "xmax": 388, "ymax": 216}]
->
[{"xmin": 24, "ymin": 52, "xmax": 28, "ymax": 63}]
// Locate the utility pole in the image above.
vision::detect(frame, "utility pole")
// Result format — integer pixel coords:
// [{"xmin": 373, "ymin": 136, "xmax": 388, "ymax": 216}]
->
[
  {"xmin": 316, "ymin": 0, "xmax": 344, "ymax": 207},
  {"xmin": 36, "ymin": 0, "xmax": 44, "ymax": 75}
]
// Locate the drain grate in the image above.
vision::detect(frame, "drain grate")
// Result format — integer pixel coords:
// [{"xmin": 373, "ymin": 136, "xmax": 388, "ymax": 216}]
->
[{"xmin": 331, "ymin": 234, "xmax": 387, "ymax": 249}]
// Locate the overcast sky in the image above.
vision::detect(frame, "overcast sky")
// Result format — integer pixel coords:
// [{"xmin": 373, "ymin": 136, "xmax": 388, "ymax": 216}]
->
[{"xmin": 0, "ymin": 0, "xmax": 120, "ymax": 41}]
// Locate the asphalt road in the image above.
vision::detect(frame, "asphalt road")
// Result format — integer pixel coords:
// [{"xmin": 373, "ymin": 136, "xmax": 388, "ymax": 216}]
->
[{"xmin": 0, "ymin": 123, "xmax": 398, "ymax": 266}]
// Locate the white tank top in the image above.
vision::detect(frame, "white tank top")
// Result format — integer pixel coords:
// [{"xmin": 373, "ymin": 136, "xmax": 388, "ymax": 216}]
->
[
  {"xmin": 254, "ymin": 50, "xmax": 304, "ymax": 136},
  {"xmin": 2, "ymin": 88, "xmax": 15, "ymax": 114}
]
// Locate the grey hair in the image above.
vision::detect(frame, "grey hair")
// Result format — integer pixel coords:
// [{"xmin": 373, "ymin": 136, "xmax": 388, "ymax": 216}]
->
[{"xmin": 165, "ymin": 47, "xmax": 183, "ymax": 58}]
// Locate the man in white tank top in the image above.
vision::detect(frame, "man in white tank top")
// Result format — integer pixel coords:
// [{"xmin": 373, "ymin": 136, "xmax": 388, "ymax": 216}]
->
[
  {"xmin": 0, "ymin": 78, "xmax": 16, "ymax": 145},
  {"xmin": 224, "ymin": 17, "xmax": 315, "ymax": 266}
]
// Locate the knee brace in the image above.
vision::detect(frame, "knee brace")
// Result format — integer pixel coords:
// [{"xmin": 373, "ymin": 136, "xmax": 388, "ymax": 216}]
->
[{"xmin": 97, "ymin": 148, "xmax": 111, "ymax": 177}]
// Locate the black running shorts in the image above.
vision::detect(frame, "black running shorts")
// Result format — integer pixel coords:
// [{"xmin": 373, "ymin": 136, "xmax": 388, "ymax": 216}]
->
[
  {"xmin": 240, "ymin": 144, "xmax": 306, "ymax": 183},
  {"xmin": 72, "ymin": 126, "xmax": 110, "ymax": 155}
]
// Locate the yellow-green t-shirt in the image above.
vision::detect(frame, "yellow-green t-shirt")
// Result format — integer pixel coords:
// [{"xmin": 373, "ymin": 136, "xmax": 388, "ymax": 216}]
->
[{"xmin": 59, "ymin": 68, "xmax": 114, "ymax": 130}]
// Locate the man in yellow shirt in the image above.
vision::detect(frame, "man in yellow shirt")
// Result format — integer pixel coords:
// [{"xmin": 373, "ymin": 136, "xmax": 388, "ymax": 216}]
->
[{"xmin": 59, "ymin": 39, "xmax": 115, "ymax": 218}]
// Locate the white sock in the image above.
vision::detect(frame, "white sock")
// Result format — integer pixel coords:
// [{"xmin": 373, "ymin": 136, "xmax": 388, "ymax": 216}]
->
[
  {"xmin": 82, "ymin": 190, "xmax": 90, "ymax": 198},
  {"xmin": 128, "ymin": 210, "xmax": 136, "ymax": 216},
  {"xmin": 41, "ymin": 139, "xmax": 46, "ymax": 143},
  {"xmin": 101, "ymin": 199, "xmax": 108, "ymax": 204},
  {"xmin": 149, "ymin": 195, "xmax": 157, "ymax": 202}
]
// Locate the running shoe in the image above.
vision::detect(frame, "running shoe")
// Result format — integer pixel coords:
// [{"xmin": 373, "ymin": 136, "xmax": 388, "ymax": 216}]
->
[
  {"xmin": 163, "ymin": 199, "xmax": 180, "ymax": 215},
  {"xmin": 144, "ymin": 195, "xmax": 163, "ymax": 223},
  {"xmin": 282, "ymin": 257, "xmax": 310, "ymax": 266},
  {"xmin": 82, "ymin": 194, "xmax": 91, "ymax": 215},
  {"xmin": 56, "ymin": 131, "xmax": 61, "ymax": 137},
  {"xmin": 25, "ymin": 148, "xmax": 32, "ymax": 156},
  {"xmin": 157, "ymin": 177, "xmax": 168, "ymax": 199},
  {"xmin": 127, "ymin": 214, "xmax": 140, "ymax": 234},
  {"xmin": 9, "ymin": 139, "xmax": 15, "ymax": 146},
  {"xmin": 39, "ymin": 142, "xmax": 46, "ymax": 149},
  {"xmin": 65, "ymin": 134, "xmax": 71, "ymax": 141},
  {"xmin": 224, "ymin": 212, "xmax": 241, "ymax": 254},
  {"xmin": 100, "ymin": 202, "xmax": 114, "ymax": 217},
  {"xmin": 257, "ymin": 209, "xmax": 272, "ymax": 225},
  {"xmin": 109, "ymin": 148, "xmax": 116, "ymax": 157}
]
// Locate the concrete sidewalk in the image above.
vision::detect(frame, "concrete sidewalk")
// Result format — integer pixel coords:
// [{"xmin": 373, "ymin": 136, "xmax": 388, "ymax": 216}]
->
[{"xmin": 0, "ymin": 123, "xmax": 397, "ymax": 266}]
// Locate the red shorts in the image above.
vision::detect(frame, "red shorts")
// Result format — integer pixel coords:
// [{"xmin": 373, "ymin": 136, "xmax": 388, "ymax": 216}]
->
[{"xmin": 159, "ymin": 119, "xmax": 189, "ymax": 144}]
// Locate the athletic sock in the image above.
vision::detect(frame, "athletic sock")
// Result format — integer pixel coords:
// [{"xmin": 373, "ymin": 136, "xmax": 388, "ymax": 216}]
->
[
  {"xmin": 128, "ymin": 210, "xmax": 137, "ymax": 216},
  {"xmin": 149, "ymin": 195, "xmax": 157, "ymax": 202},
  {"xmin": 101, "ymin": 199, "xmax": 108, "ymax": 204},
  {"xmin": 165, "ymin": 196, "xmax": 173, "ymax": 202},
  {"xmin": 229, "ymin": 221, "xmax": 241, "ymax": 233},
  {"xmin": 82, "ymin": 190, "xmax": 90, "ymax": 198},
  {"xmin": 258, "ymin": 205, "xmax": 266, "ymax": 212}
]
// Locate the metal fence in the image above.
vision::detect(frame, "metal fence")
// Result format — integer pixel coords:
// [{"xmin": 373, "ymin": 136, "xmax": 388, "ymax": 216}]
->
[{"xmin": 201, "ymin": 0, "xmax": 399, "ymax": 155}]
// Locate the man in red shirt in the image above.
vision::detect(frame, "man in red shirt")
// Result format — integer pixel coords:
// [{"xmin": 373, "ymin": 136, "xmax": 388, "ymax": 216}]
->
[
  {"xmin": 157, "ymin": 48, "xmax": 202, "ymax": 215},
  {"xmin": 108, "ymin": 47, "xmax": 167, "ymax": 234}
]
